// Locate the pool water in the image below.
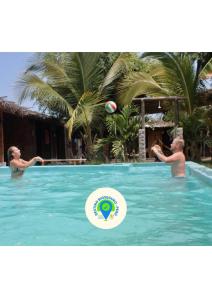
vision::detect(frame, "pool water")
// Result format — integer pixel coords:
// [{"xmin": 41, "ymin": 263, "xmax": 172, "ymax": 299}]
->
[{"xmin": 0, "ymin": 163, "xmax": 211, "ymax": 246}]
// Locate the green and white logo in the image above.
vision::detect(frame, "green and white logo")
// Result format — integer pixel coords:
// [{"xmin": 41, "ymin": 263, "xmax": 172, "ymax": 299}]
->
[{"xmin": 85, "ymin": 187, "xmax": 127, "ymax": 229}]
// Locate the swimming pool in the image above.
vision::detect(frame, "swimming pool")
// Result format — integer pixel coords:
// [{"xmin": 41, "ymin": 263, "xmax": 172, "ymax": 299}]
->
[{"xmin": 0, "ymin": 162, "xmax": 211, "ymax": 246}]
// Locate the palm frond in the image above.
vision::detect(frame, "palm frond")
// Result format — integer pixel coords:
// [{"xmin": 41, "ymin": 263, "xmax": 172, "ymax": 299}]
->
[
  {"xmin": 117, "ymin": 71, "xmax": 169, "ymax": 105},
  {"xmin": 64, "ymin": 52, "xmax": 103, "ymax": 94},
  {"xmin": 93, "ymin": 136, "xmax": 114, "ymax": 153},
  {"xmin": 31, "ymin": 59, "xmax": 79, "ymax": 98},
  {"xmin": 100, "ymin": 53, "xmax": 133, "ymax": 92},
  {"xmin": 17, "ymin": 73, "xmax": 71, "ymax": 115},
  {"xmin": 65, "ymin": 91, "xmax": 104, "ymax": 139},
  {"xmin": 141, "ymin": 52, "xmax": 199, "ymax": 114},
  {"xmin": 112, "ymin": 140, "xmax": 125, "ymax": 160}
]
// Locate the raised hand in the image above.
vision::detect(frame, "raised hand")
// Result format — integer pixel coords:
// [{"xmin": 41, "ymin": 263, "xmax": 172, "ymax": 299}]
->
[
  {"xmin": 151, "ymin": 145, "xmax": 162, "ymax": 153},
  {"xmin": 34, "ymin": 156, "xmax": 44, "ymax": 163}
]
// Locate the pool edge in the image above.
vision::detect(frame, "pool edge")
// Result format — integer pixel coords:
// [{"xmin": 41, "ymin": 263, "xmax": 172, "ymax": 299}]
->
[{"xmin": 186, "ymin": 161, "xmax": 212, "ymax": 185}]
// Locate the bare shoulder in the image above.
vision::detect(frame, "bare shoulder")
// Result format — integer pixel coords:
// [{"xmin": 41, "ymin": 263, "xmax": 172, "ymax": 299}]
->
[
  {"xmin": 179, "ymin": 152, "xmax": 186, "ymax": 160},
  {"xmin": 10, "ymin": 159, "xmax": 17, "ymax": 167},
  {"xmin": 20, "ymin": 159, "xmax": 28, "ymax": 163},
  {"xmin": 10, "ymin": 159, "xmax": 25, "ymax": 169},
  {"xmin": 174, "ymin": 152, "xmax": 185, "ymax": 163}
]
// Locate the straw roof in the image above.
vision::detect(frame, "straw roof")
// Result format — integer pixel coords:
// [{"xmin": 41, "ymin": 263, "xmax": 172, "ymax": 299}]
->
[
  {"xmin": 0, "ymin": 97, "xmax": 51, "ymax": 120},
  {"xmin": 145, "ymin": 120, "xmax": 174, "ymax": 129}
]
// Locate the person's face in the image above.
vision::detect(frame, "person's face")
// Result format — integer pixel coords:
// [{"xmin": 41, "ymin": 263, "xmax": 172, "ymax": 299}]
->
[
  {"xmin": 170, "ymin": 139, "xmax": 178, "ymax": 151},
  {"xmin": 11, "ymin": 147, "xmax": 21, "ymax": 159}
]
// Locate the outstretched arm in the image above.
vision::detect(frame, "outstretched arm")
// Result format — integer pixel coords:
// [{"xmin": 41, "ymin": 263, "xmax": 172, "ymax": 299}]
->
[
  {"xmin": 152, "ymin": 147, "xmax": 180, "ymax": 163},
  {"xmin": 11, "ymin": 157, "xmax": 43, "ymax": 169}
]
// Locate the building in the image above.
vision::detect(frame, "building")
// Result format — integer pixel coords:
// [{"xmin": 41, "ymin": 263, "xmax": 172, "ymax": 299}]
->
[
  {"xmin": 0, "ymin": 97, "xmax": 66, "ymax": 164},
  {"xmin": 145, "ymin": 119, "xmax": 174, "ymax": 158}
]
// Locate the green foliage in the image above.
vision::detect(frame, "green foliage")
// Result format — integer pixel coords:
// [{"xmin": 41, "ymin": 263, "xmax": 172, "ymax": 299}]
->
[
  {"xmin": 94, "ymin": 105, "xmax": 140, "ymax": 161},
  {"xmin": 17, "ymin": 52, "xmax": 212, "ymax": 161},
  {"xmin": 118, "ymin": 52, "xmax": 212, "ymax": 114},
  {"xmin": 182, "ymin": 106, "xmax": 212, "ymax": 160},
  {"xmin": 17, "ymin": 52, "xmax": 129, "ymax": 158},
  {"xmin": 117, "ymin": 52, "xmax": 212, "ymax": 161}
]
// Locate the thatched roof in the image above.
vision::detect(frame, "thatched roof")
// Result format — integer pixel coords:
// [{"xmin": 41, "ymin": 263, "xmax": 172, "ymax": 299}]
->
[
  {"xmin": 145, "ymin": 120, "xmax": 174, "ymax": 129},
  {"xmin": 0, "ymin": 97, "xmax": 51, "ymax": 120}
]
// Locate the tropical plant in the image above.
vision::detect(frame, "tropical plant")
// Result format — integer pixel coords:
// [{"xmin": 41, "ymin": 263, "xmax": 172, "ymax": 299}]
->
[
  {"xmin": 17, "ymin": 52, "xmax": 144, "ymax": 159},
  {"xmin": 18, "ymin": 53, "xmax": 108, "ymax": 158},
  {"xmin": 182, "ymin": 105, "xmax": 212, "ymax": 160},
  {"xmin": 116, "ymin": 52, "xmax": 212, "ymax": 160},
  {"xmin": 100, "ymin": 52, "xmax": 151, "ymax": 102},
  {"xmin": 117, "ymin": 52, "xmax": 212, "ymax": 114},
  {"xmin": 94, "ymin": 105, "xmax": 140, "ymax": 161}
]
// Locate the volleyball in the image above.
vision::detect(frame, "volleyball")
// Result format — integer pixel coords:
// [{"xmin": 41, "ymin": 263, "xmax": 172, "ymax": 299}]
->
[{"xmin": 105, "ymin": 101, "xmax": 117, "ymax": 113}]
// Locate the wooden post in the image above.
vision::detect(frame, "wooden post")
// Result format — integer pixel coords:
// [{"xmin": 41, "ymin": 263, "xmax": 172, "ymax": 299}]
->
[
  {"xmin": 173, "ymin": 98, "xmax": 183, "ymax": 138},
  {"xmin": 0, "ymin": 111, "xmax": 4, "ymax": 163},
  {"xmin": 64, "ymin": 127, "xmax": 72, "ymax": 159},
  {"xmin": 63, "ymin": 126, "xmax": 67, "ymax": 159},
  {"xmin": 139, "ymin": 100, "xmax": 146, "ymax": 161},
  {"xmin": 176, "ymin": 127, "xmax": 183, "ymax": 139},
  {"xmin": 141, "ymin": 100, "xmax": 145, "ymax": 129},
  {"xmin": 174, "ymin": 98, "xmax": 179, "ymax": 127}
]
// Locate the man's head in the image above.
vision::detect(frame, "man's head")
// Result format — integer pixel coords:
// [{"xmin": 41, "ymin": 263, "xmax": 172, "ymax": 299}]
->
[{"xmin": 171, "ymin": 138, "xmax": 185, "ymax": 152}]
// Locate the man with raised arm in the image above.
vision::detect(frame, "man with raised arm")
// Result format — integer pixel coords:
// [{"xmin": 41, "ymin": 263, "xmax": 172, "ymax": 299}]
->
[{"xmin": 151, "ymin": 138, "xmax": 186, "ymax": 177}]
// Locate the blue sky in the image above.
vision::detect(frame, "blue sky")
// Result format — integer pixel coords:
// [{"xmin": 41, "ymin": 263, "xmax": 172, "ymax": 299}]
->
[{"xmin": 0, "ymin": 52, "xmax": 37, "ymax": 109}]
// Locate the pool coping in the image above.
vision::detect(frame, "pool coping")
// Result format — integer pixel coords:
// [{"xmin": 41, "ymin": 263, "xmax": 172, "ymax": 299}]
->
[{"xmin": 186, "ymin": 161, "xmax": 212, "ymax": 185}]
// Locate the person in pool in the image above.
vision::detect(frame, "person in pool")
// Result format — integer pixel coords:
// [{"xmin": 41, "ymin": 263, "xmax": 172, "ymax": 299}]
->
[
  {"xmin": 7, "ymin": 146, "xmax": 44, "ymax": 178},
  {"xmin": 151, "ymin": 137, "xmax": 186, "ymax": 177}
]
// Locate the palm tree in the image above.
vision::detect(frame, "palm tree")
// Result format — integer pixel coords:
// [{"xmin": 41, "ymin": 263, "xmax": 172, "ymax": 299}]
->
[
  {"xmin": 16, "ymin": 53, "xmax": 113, "ymax": 158},
  {"xmin": 117, "ymin": 52, "xmax": 212, "ymax": 115},
  {"xmin": 116, "ymin": 52, "xmax": 212, "ymax": 160},
  {"xmin": 17, "ymin": 52, "xmax": 143, "ymax": 159},
  {"xmin": 18, "ymin": 53, "xmax": 102, "ymax": 155}
]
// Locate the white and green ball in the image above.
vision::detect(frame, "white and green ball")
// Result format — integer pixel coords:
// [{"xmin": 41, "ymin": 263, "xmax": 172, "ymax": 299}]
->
[{"xmin": 105, "ymin": 101, "xmax": 117, "ymax": 113}]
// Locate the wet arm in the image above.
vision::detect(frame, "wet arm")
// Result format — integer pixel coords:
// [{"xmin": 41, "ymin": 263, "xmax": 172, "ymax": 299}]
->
[
  {"xmin": 153, "ymin": 150, "xmax": 179, "ymax": 163},
  {"xmin": 20, "ymin": 159, "xmax": 36, "ymax": 166},
  {"xmin": 11, "ymin": 158, "xmax": 36, "ymax": 169}
]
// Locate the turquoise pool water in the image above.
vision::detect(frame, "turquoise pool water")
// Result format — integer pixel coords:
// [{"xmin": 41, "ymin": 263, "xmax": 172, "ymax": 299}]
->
[{"xmin": 0, "ymin": 163, "xmax": 211, "ymax": 246}]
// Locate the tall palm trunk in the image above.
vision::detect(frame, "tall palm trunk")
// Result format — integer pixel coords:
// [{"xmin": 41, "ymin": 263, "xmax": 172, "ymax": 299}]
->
[
  {"xmin": 84, "ymin": 125, "xmax": 94, "ymax": 159},
  {"xmin": 81, "ymin": 107, "xmax": 94, "ymax": 159}
]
